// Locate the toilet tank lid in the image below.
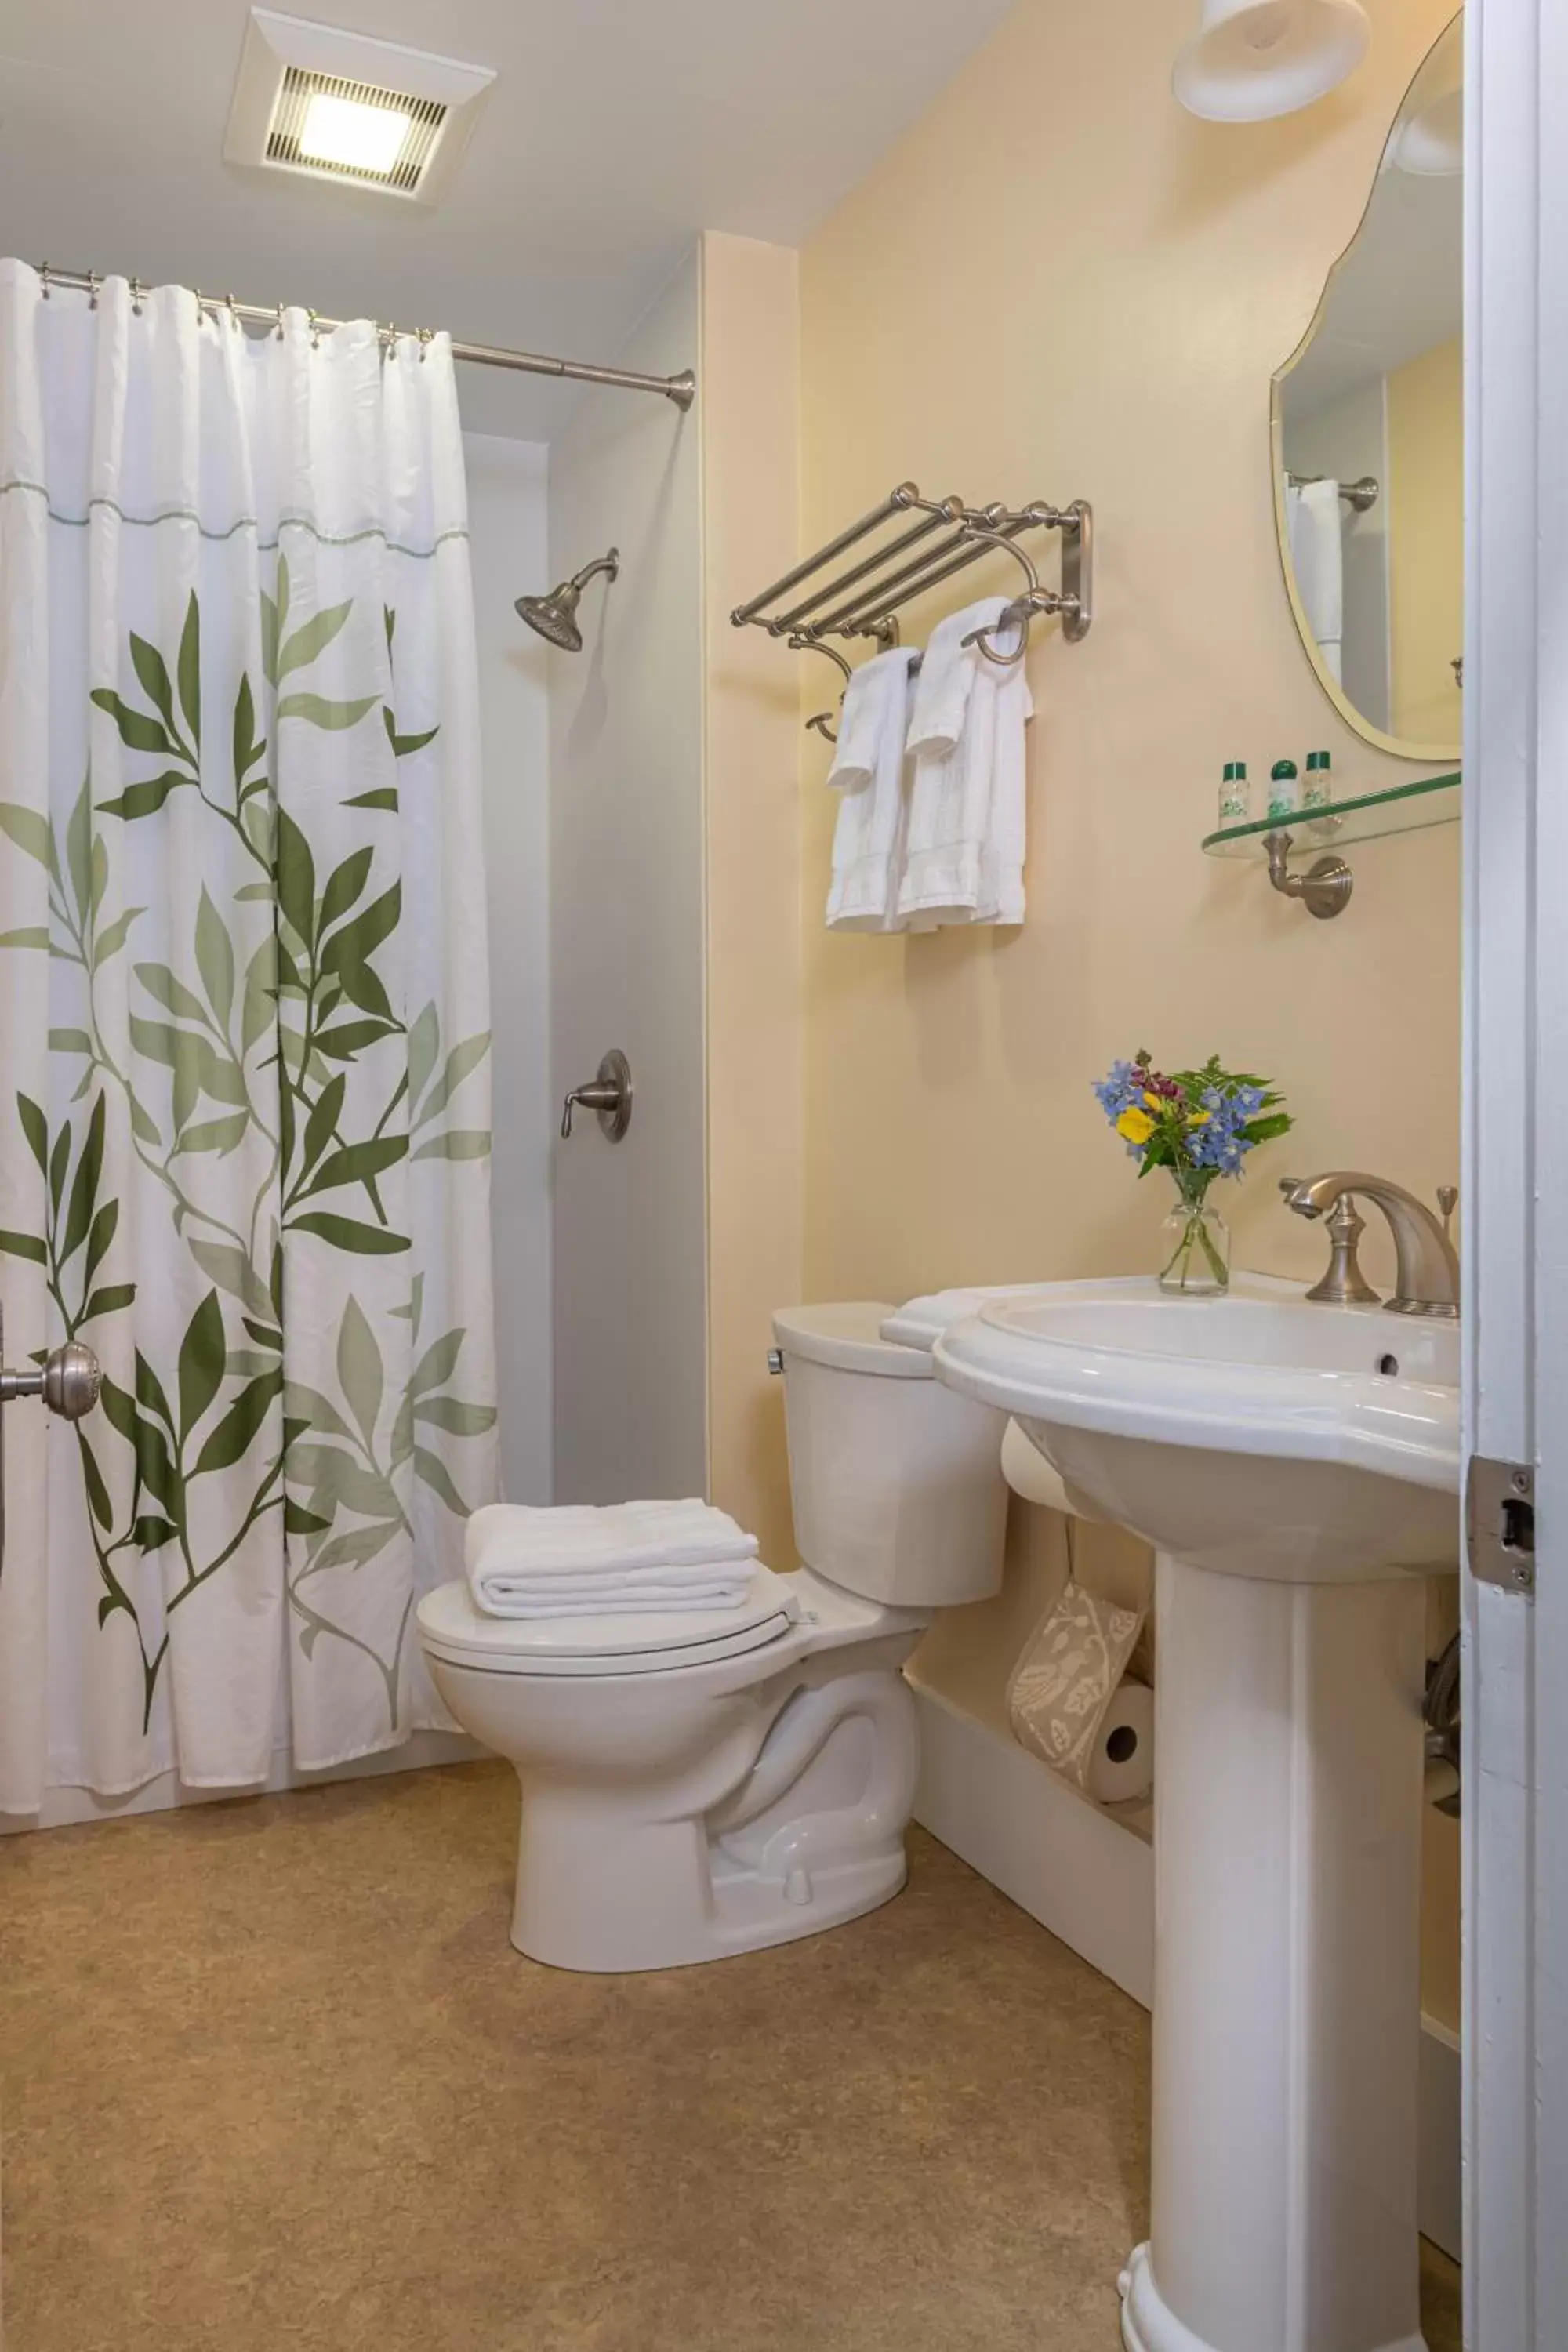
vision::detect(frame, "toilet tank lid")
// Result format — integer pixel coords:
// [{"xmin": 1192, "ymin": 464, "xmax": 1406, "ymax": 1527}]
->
[{"xmin": 771, "ymin": 1302, "xmax": 933, "ymax": 1380}]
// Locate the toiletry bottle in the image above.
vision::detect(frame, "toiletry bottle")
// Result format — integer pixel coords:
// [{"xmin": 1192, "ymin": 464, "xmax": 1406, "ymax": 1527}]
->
[
  {"xmin": 1267, "ymin": 758, "xmax": 1301, "ymax": 822},
  {"xmin": 1219, "ymin": 760, "xmax": 1249, "ymax": 826},
  {"xmin": 1303, "ymin": 750, "xmax": 1333, "ymax": 814}
]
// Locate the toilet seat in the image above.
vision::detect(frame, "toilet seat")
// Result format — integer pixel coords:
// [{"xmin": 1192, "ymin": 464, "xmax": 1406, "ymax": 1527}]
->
[{"xmin": 416, "ymin": 1565, "xmax": 800, "ymax": 1678}]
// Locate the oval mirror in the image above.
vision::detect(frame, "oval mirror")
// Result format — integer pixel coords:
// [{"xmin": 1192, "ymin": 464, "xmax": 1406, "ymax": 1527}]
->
[{"xmin": 1272, "ymin": 13, "xmax": 1462, "ymax": 762}]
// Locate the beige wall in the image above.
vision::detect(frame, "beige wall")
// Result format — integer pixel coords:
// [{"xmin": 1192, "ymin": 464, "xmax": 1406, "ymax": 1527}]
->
[
  {"xmin": 699, "ymin": 233, "xmax": 804, "ymax": 1569},
  {"xmin": 797, "ymin": 0, "xmax": 1461, "ymax": 2024},
  {"xmin": 798, "ymin": 0, "xmax": 1460, "ymax": 1312},
  {"xmin": 1388, "ymin": 334, "xmax": 1464, "ymax": 743}
]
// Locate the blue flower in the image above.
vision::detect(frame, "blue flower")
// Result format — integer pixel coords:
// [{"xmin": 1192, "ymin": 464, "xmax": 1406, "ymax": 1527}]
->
[{"xmin": 1094, "ymin": 1060, "xmax": 1144, "ymax": 1122}]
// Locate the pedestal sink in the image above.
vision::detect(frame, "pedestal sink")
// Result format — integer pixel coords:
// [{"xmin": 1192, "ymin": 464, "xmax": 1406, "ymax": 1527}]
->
[{"xmin": 932, "ymin": 1275, "xmax": 1460, "ymax": 2352}]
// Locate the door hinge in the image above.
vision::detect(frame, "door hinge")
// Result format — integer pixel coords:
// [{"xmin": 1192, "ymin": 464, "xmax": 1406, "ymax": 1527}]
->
[{"xmin": 1465, "ymin": 1455, "xmax": 1536, "ymax": 1594}]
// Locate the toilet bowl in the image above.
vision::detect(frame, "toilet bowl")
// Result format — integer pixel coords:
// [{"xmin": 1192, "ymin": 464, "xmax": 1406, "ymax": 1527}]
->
[{"xmin": 416, "ymin": 1301, "xmax": 1008, "ymax": 1972}]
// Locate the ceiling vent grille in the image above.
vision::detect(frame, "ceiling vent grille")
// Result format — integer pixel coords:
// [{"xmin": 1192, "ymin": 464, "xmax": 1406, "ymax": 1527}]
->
[
  {"xmin": 265, "ymin": 68, "xmax": 448, "ymax": 194},
  {"xmin": 226, "ymin": 10, "xmax": 495, "ymax": 208}
]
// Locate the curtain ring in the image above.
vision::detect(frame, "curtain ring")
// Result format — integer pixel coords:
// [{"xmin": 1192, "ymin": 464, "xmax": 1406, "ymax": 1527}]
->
[
  {"xmin": 86, "ymin": 269, "xmax": 100, "ymax": 310},
  {"xmin": 386, "ymin": 323, "xmax": 398, "ymax": 359},
  {"xmin": 193, "ymin": 287, "xmax": 205, "ymax": 328},
  {"xmin": 308, "ymin": 308, "xmax": 321, "ymax": 350},
  {"xmin": 225, "ymin": 292, "xmax": 239, "ymax": 332},
  {"xmin": 274, "ymin": 302, "xmax": 285, "ymax": 341},
  {"xmin": 417, "ymin": 326, "xmax": 432, "ymax": 362},
  {"xmin": 130, "ymin": 276, "xmax": 145, "ymax": 316},
  {"xmin": 38, "ymin": 261, "xmax": 51, "ymax": 299}
]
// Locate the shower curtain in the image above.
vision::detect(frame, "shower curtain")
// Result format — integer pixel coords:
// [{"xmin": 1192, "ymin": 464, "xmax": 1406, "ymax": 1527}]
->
[{"xmin": 0, "ymin": 263, "xmax": 498, "ymax": 1811}]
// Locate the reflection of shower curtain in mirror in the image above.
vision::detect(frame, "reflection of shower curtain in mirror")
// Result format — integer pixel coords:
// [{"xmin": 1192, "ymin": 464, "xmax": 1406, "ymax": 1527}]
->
[
  {"xmin": 1286, "ymin": 477, "xmax": 1345, "ymax": 682},
  {"xmin": 0, "ymin": 261, "xmax": 499, "ymax": 1812}
]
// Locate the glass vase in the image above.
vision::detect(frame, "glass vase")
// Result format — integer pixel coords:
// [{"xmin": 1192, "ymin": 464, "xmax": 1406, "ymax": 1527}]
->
[{"xmin": 1158, "ymin": 1182, "xmax": 1229, "ymax": 1295}]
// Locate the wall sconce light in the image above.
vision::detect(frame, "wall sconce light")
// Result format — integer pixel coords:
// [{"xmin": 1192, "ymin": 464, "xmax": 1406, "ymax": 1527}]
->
[{"xmin": 1173, "ymin": 0, "xmax": 1371, "ymax": 123}]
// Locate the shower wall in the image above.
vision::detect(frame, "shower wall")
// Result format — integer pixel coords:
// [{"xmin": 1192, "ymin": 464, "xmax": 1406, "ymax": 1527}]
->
[
  {"xmin": 466, "ymin": 431, "xmax": 554, "ymax": 1508},
  {"xmin": 546, "ymin": 255, "xmax": 708, "ymax": 1505}
]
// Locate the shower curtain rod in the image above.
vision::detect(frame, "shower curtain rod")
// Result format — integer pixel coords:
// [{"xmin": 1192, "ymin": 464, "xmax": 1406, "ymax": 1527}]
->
[{"xmin": 30, "ymin": 261, "xmax": 696, "ymax": 410}]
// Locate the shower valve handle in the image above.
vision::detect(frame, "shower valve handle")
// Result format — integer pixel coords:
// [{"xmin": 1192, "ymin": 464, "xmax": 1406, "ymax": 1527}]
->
[{"xmin": 561, "ymin": 1050, "xmax": 633, "ymax": 1142}]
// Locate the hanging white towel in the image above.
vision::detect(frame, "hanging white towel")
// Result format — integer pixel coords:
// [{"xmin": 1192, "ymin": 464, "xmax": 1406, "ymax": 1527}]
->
[
  {"xmin": 826, "ymin": 645, "xmax": 917, "ymax": 931},
  {"xmin": 898, "ymin": 600, "xmax": 1031, "ymax": 927},
  {"xmin": 1287, "ymin": 478, "xmax": 1345, "ymax": 683},
  {"xmin": 975, "ymin": 654, "xmax": 1031, "ymax": 925},
  {"xmin": 466, "ymin": 1498, "xmax": 759, "ymax": 1618}
]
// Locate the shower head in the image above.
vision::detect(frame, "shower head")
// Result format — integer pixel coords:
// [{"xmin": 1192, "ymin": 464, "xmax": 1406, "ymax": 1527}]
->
[{"xmin": 515, "ymin": 548, "xmax": 620, "ymax": 652}]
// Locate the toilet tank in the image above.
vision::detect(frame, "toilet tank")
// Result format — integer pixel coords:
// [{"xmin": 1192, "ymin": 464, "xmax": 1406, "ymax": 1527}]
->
[{"xmin": 771, "ymin": 1303, "xmax": 1008, "ymax": 1607}]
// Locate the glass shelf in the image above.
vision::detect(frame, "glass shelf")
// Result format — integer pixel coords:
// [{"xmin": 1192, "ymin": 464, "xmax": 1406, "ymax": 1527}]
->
[{"xmin": 1202, "ymin": 771, "xmax": 1460, "ymax": 858}]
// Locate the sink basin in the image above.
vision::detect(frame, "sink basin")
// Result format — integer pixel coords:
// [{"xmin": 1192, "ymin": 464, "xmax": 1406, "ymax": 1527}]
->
[
  {"xmin": 929, "ymin": 1272, "xmax": 1458, "ymax": 2352},
  {"xmin": 933, "ymin": 1274, "xmax": 1459, "ymax": 1581}
]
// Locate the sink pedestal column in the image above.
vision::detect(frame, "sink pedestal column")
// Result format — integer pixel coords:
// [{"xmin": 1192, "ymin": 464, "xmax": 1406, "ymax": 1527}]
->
[{"xmin": 1120, "ymin": 1552, "xmax": 1430, "ymax": 2352}]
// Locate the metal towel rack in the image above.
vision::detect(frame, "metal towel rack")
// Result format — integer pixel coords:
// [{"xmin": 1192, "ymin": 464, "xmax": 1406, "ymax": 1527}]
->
[{"xmin": 731, "ymin": 481, "xmax": 1093, "ymax": 740}]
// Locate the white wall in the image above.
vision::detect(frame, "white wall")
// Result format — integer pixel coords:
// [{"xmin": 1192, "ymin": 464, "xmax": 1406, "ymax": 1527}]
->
[
  {"xmin": 463, "ymin": 431, "xmax": 554, "ymax": 1505},
  {"xmin": 546, "ymin": 256, "xmax": 707, "ymax": 1504}
]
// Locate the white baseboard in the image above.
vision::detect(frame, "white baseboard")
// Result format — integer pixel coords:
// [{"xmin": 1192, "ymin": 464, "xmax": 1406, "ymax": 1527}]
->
[
  {"xmin": 909, "ymin": 1679, "xmax": 1462, "ymax": 2265},
  {"xmin": 2, "ymin": 1728, "xmax": 481, "ymax": 1835}
]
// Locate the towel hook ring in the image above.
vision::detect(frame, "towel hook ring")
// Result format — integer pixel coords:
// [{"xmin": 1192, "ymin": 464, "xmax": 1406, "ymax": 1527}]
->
[
  {"xmin": 789, "ymin": 633, "xmax": 852, "ymax": 745},
  {"xmin": 950, "ymin": 524, "xmax": 1040, "ymax": 668}
]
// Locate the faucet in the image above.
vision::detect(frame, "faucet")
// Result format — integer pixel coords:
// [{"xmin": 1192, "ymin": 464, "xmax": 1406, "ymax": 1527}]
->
[{"xmin": 1281, "ymin": 1171, "xmax": 1460, "ymax": 1318}]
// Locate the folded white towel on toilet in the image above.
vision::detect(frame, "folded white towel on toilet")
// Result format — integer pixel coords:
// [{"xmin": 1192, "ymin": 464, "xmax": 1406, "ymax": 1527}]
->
[
  {"xmin": 826, "ymin": 645, "xmax": 917, "ymax": 931},
  {"xmin": 466, "ymin": 1499, "xmax": 760, "ymax": 1619}
]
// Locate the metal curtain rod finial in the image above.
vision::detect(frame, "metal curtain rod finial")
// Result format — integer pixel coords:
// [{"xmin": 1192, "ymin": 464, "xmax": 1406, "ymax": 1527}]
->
[
  {"xmin": 1287, "ymin": 470, "xmax": 1379, "ymax": 514},
  {"xmin": 27, "ymin": 261, "xmax": 695, "ymax": 408}
]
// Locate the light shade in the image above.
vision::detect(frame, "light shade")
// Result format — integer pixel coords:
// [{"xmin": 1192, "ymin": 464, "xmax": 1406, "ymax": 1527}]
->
[
  {"xmin": 1173, "ymin": 0, "xmax": 1371, "ymax": 124},
  {"xmin": 1385, "ymin": 38, "xmax": 1463, "ymax": 177},
  {"xmin": 298, "ymin": 93, "xmax": 412, "ymax": 176}
]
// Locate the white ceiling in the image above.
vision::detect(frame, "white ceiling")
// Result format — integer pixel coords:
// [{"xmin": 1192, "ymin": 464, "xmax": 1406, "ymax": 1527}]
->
[
  {"xmin": 0, "ymin": 0, "xmax": 1016, "ymax": 438},
  {"xmin": 1278, "ymin": 163, "xmax": 1461, "ymax": 419}
]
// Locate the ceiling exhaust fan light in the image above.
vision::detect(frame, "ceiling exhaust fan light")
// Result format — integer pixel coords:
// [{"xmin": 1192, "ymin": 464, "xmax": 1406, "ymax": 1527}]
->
[
  {"xmin": 297, "ymin": 91, "xmax": 412, "ymax": 176},
  {"xmin": 225, "ymin": 12, "xmax": 496, "ymax": 205}
]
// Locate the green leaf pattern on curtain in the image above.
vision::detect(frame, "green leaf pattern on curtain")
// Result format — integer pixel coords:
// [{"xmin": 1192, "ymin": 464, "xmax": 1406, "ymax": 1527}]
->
[{"xmin": 0, "ymin": 555, "xmax": 494, "ymax": 1740}]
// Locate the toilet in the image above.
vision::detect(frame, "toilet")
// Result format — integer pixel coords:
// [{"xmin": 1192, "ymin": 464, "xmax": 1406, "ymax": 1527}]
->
[{"xmin": 416, "ymin": 1302, "xmax": 1008, "ymax": 1973}]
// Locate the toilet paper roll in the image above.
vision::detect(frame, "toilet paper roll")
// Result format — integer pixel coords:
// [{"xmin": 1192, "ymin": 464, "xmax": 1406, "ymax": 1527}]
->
[{"xmin": 1086, "ymin": 1677, "xmax": 1156, "ymax": 1807}]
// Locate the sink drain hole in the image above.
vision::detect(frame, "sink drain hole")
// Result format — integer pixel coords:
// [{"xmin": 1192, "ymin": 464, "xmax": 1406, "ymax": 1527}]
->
[{"xmin": 1377, "ymin": 1352, "xmax": 1400, "ymax": 1377}]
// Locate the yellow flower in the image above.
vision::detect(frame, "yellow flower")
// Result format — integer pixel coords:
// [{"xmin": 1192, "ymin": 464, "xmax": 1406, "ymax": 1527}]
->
[
  {"xmin": 1116, "ymin": 1107, "xmax": 1155, "ymax": 1145},
  {"xmin": 1142, "ymin": 1092, "xmax": 1164, "ymax": 1111},
  {"xmin": 1187, "ymin": 1109, "xmax": 1211, "ymax": 1127}
]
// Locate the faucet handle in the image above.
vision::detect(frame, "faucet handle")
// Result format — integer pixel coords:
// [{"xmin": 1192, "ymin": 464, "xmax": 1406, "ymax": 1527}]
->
[
  {"xmin": 1304, "ymin": 1191, "xmax": 1381, "ymax": 1307},
  {"xmin": 1436, "ymin": 1185, "xmax": 1458, "ymax": 1241}
]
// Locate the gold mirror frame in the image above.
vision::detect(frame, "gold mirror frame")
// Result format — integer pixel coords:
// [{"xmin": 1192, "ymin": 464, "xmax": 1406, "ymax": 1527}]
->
[{"xmin": 1270, "ymin": 12, "xmax": 1463, "ymax": 767}]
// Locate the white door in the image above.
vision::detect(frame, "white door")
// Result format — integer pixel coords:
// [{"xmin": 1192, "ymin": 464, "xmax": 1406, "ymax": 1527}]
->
[{"xmin": 1463, "ymin": 1, "xmax": 1568, "ymax": 2343}]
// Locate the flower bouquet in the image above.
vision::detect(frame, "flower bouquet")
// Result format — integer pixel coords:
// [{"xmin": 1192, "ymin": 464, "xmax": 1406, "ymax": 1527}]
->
[{"xmin": 1092, "ymin": 1051, "xmax": 1292, "ymax": 1294}]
